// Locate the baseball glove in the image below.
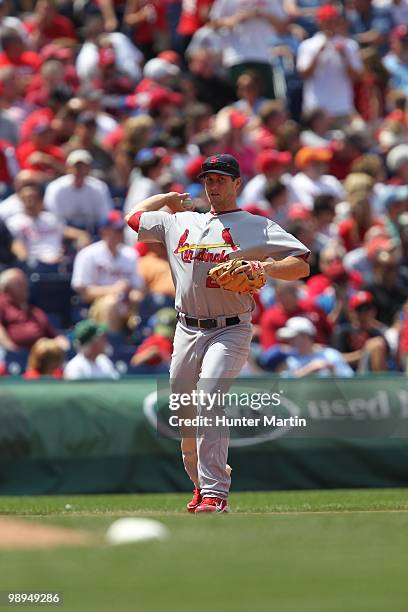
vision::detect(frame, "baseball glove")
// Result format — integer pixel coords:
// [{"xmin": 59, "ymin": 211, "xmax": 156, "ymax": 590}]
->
[{"xmin": 208, "ymin": 259, "xmax": 266, "ymax": 294}]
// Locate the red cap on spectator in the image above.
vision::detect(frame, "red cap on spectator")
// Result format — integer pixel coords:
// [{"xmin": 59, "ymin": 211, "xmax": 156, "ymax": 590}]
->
[
  {"xmin": 185, "ymin": 155, "xmax": 206, "ymax": 181},
  {"xmin": 256, "ymin": 149, "xmax": 291, "ymax": 173},
  {"xmin": 147, "ymin": 88, "xmax": 184, "ymax": 110},
  {"xmin": 349, "ymin": 291, "xmax": 374, "ymax": 311},
  {"xmin": 287, "ymin": 203, "xmax": 312, "ymax": 221},
  {"xmin": 99, "ymin": 47, "xmax": 116, "ymax": 67},
  {"xmin": 157, "ymin": 50, "xmax": 182, "ymax": 66},
  {"xmin": 101, "ymin": 209, "xmax": 125, "ymax": 230},
  {"xmin": 316, "ymin": 4, "xmax": 340, "ymax": 22},
  {"xmin": 366, "ymin": 237, "xmax": 394, "ymax": 260},
  {"xmin": 230, "ymin": 110, "xmax": 248, "ymax": 129}
]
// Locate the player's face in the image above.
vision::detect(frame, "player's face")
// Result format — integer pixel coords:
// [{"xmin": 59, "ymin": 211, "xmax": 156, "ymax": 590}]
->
[{"xmin": 203, "ymin": 173, "xmax": 241, "ymax": 210}]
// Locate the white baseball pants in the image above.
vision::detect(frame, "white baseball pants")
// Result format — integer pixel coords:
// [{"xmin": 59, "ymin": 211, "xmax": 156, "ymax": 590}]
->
[{"xmin": 169, "ymin": 316, "xmax": 253, "ymax": 499}]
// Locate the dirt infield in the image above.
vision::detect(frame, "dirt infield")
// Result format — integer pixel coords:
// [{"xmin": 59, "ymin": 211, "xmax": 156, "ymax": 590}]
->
[{"xmin": 0, "ymin": 519, "xmax": 95, "ymax": 550}]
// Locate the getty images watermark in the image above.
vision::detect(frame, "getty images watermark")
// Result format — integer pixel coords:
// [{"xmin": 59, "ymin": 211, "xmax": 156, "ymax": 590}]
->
[
  {"xmin": 168, "ymin": 390, "xmax": 307, "ymax": 429},
  {"xmin": 150, "ymin": 379, "xmax": 408, "ymax": 440}
]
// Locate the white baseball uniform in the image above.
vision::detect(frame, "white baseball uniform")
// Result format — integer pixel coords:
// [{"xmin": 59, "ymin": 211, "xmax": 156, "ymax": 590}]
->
[
  {"xmin": 44, "ymin": 174, "xmax": 113, "ymax": 232},
  {"xmin": 71, "ymin": 240, "xmax": 143, "ymax": 292},
  {"xmin": 6, "ymin": 211, "xmax": 64, "ymax": 263},
  {"xmin": 127, "ymin": 208, "xmax": 309, "ymax": 499}
]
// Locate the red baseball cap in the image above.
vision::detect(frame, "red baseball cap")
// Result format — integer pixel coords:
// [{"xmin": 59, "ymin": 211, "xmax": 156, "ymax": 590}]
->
[
  {"xmin": 185, "ymin": 156, "xmax": 206, "ymax": 181},
  {"xmin": 100, "ymin": 209, "xmax": 125, "ymax": 230},
  {"xmin": 147, "ymin": 87, "xmax": 184, "ymax": 110},
  {"xmin": 366, "ymin": 237, "xmax": 395, "ymax": 260},
  {"xmin": 316, "ymin": 4, "xmax": 341, "ymax": 22},
  {"xmin": 256, "ymin": 149, "xmax": 291, "ymax": 173},
  {"xmin": 287, "ymin": 203, "xmax": 312, "ymax": 221},
  {"xmin": 157, "ymin": 50, "xmax": 182, "ymax": 66},
  {"xmin": 349, "ymin": 291, "xmax": 374, "ymax": 311}
]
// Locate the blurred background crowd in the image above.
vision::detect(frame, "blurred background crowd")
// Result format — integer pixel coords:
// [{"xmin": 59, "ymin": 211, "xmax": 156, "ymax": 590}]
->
[{"xmin": 0, "ymin": 0, "xmax": 407, "ymax": 380}]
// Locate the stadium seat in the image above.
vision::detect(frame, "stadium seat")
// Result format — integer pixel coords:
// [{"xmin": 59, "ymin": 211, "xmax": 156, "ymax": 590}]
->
[
  {"xmin": 5, "ymin": 350, "xmax": 29, "ymax": 376},
  {"xmin": 28, "ymin": 267, "xmax": 75, "ymax": 329},
  {"xmin": 138, "ymin": 294, "xmax": 175, "ymax": 327}
]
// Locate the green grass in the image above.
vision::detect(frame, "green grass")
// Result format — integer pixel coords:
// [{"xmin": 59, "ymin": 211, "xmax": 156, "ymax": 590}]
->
[{"xmin": 1, "ymin": 490, "xmax": 408, "ymax": 612}]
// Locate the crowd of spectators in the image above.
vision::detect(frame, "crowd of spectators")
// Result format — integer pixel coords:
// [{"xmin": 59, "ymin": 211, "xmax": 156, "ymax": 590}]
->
[{"xmin": 0, "ymin": 0, "xmax": 407, "ymax": 380}]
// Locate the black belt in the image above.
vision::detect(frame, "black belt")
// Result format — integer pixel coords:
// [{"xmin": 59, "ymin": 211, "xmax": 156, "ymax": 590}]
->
[{"xmin": 177, "ymin": 313, "xmax": 240, "ymax": 329}]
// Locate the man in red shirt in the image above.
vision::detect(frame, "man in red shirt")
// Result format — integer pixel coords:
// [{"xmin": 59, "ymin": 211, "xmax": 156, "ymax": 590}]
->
[
  {"xmin": 16, "ymin": 119, "xmax": 65, "ymax": 177},
  {"xmin": 0, "ymin": 28, "xmax": 42, "ymax": 93},
  {"xmin": 24, "ymin": 0, "xmax": 77, "ymax": 50},
  {"xmin": 338, "ymin": 192, "xmax": 374, "ymax": 252},
  {"xmin": 332, "ymin": 291, "xmax": 388, "ymax": 372},
  {"xmin": 21, "ymin": 86, "xmax": 72, "ymax": 142},
  {"xmin": 0, "ymin": 268, "xmax": 57, "ymax": 351},
  {"xmin": 131, "ymin": 308, "xmax": 177, "ymax": 369},
  {"xmin": 260, "ymin": 280, "xmax": 332, "ymax": 349},
  {"xmin": 124, "ymin": 1, "xmax": 167, "ymax": 58}
]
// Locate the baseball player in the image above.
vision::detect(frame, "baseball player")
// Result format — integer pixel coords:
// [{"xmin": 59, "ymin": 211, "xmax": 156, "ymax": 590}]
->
[{"xmin": 125, "ymin": 154, "xmax": 310, "ymax": 513}]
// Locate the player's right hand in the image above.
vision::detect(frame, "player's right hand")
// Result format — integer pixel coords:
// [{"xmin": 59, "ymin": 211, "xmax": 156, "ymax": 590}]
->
[{"xmin": 165, "ymin": 192, "xmax": 194, "ymax": 213}]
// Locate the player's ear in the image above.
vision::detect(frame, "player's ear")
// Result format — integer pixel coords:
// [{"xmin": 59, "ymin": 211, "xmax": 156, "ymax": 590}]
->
[{"xmin": 234, "ymin": 177, "xmax": 241, "ymax": 193}]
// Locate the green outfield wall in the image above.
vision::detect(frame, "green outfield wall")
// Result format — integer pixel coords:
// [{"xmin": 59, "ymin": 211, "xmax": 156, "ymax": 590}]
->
[{"xmin": 0, "ymin": 376, "xmax": 408, "ymax": 495}]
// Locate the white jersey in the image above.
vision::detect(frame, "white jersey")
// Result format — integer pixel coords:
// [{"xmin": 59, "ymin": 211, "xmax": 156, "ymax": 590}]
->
[
  {"xmin": 76, "ymin": 34, "xmax": 143, "ymax": 83},
  {"xmin": 6, "ymin": 211, "xmax": 64, "ymax": 263},
  {"xmin": 289, "ymin": 172, "xmax": 345, "ymax": 209},
  {"xmin": 297, "ymin": 33, "xmax": 362, "ymax": 117},
  {"xmin": 209, "ymin": 0, "xmax": 287, "ymax": 66},
  {"xmin": 64, "ymin": 353, "xmax": 119, "ymax": 380},
  {"xmin": 71, "ymin": 240, "xmax": 143, "ymax": 291},
  {"xmin": 129, "ymin": 209, "xmax": 309, "ymax": 318},
  {"xmin": 44, "ymin": 175, "xmax": 113, "ymax": 232}
]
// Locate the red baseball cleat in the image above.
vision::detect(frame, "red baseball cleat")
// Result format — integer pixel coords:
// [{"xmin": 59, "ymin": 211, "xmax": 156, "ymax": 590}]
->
[
  {"xmin": 194, "ymin": 496, "xmax": 229, "ymax": 513},
  {"xmin": 186, "ymin": 487, "xmax": 202, "ymax": 513}
]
